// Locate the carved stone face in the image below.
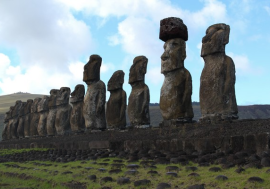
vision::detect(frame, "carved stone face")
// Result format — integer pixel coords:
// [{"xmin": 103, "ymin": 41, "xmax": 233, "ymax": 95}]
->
[
  {"xmin": 12, "ymin": 100, "xmax": 22, "ymax": 118},
  {"xmin": 161, "ymin": 38, "xmax": 186, "ymax": 74},
  {"xmin": 24, "ymin": 99, "xmax": 33, "ymax": 114},
  {"xmin": 83, "ymin": 55, "xmax": 102, "ymax": 85},
  {"xmin": 4, "ymin": 111, "xmax": 10, "ymax": 122},
  {"xmin": 38, "ymin": 96, "xmax": 49, "ymax": 112},
  {"xmin": 108, "ymin": 70, "xmax": 124, "ymax": 91},
  {"xmin": 31, "ymin": 98, "xmax": 41, "ymax": 113},
  {"xmin": 19, "ymin": 102, "xmax": 26, "ymax": 117},
  {"xmin": 70, "ymin": 84, "xmax": 85, "ymax": 103},
  {"xmin": 129, "ymin": 56, "xmax": 147, "ymax": 84},
  {"xmin": 56, "ymin": 87, "xmax": 71, "ymax": 106},
  {"xmin": 48, "ymin": 89, "xmax": 59, "ymax": 108},
  {"xmin": 201, "ymin": 23, "xmax": 230, "ymax": 57}
]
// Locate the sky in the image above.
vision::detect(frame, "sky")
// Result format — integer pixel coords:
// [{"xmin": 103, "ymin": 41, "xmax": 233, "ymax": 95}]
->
[{"xmin": 0, "ymin": 0, "xmax": 270, "ymax": 105}]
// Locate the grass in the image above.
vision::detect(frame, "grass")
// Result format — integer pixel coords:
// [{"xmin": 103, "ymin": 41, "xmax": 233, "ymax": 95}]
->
[{"xmin": 0, "ymin": 149, "xmax": 270, "ymax": 189}]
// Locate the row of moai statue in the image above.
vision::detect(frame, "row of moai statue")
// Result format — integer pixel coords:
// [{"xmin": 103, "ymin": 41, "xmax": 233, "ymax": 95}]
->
[
  {"xmin": 2, "ymin": 54, "xmax": 150, "ymax": 140},
  {"xmin": 2, "ymin": 17, "xmax": 238, "ymax": 140}
]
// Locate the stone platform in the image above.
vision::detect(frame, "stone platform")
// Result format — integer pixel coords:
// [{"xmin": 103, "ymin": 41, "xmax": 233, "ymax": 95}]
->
[{"xmin": 1, "ymin": 119, "xmax": 270, "ymax": 156}]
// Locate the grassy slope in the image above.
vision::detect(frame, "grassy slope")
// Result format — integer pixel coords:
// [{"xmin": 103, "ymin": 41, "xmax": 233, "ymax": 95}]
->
[{"xmin": 0, "ymin": 149, "xmax": 269, "ymax": 189}]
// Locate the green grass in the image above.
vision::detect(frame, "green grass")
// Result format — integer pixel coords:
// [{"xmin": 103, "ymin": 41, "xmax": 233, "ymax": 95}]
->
[{"xmin": 0, "ymin": 149, "xmax": 270, "ymax": 189}]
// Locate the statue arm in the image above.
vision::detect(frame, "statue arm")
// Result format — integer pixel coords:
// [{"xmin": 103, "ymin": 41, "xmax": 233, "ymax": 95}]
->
[
  {"xmin": 141, "ymin": 86, "xmax": 150, "ymax": 115},
  {"xmin": 224, "ymin": 56, "xmax": 236, "ymax": 95},
  {"xmin": 183, "ymin": 70, "xmax": 192, "ymax": 103},
  {"xmin": 120, "ymin": 91, "xmax": 127, "ymax": 119},
  {"xmin": 96, "ymin": 85, "xmax": 106, "ymax": 114}
]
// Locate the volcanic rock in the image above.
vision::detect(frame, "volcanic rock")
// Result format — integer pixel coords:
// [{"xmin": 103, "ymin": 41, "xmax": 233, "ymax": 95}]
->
[
  {"xmin": 159, "ymin": 17, "xmax": 188, "ymax": 42},
  {"xmin": 200, "ymin": 23, "xmax": 238, "ymax": 122},
  {"xmin": 37, "ymin": 96, "xmax": 49, "ymax": 136},
  {"xmin": 106, "ymin": 70, "xmax": 126, "ymax": 129},
  {"xmin": 70, "ymin": 84, "xmax": 85, "ymax": 133},
  {"xmin": 17, "ymin": 102, "xmax": 26, "ymax": 138},
  {"xmin": 23, "ymin": 99, "xmax": 33, "ymax": 138},
  {"xmin": 160, "ymin": 27, "xmax": 193, "ymax": 122},
  {"xmin": 83, "ymin": 55, "xmax": 106, "ymax": 130},
  {"xmin": 29, "ymin": 98, "xmax": 41, "ymax": 137},
  {"xmin": 55, "ymin": 87, "xmax": 72, "ymax": 135},
  {"xmin": 46, "ymin": 89, "xmax": 59, "ymax": 136},
  {"xmin": 128, "ymin": 56, "xmax": 150, "ymax": 127}
]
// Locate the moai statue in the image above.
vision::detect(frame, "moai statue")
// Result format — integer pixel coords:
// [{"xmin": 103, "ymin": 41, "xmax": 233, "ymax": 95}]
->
[
  {"xmin": 6, "ymin": 106, "xmax": 14, "ymax": 140},
  {"xmin": 10, "ymin": 100, "xmax": 23, "ymax": 139},
  {"xmin": 70, "ymin": 84, "xmax": 85, "ymax": 133},
  {"xmin": 55, "ymin": 87, "xmax": 72, "ymax": 135},
  {"xmin": 23, "ymin": 99, "xmax": 33, "ymax": 138},
  {"xmin": 200, "ymin": 23, "xmax": 238, "ymax": 122},
  {"xmin": 2, "ymin": 111, "xmax": 11, "ymax": 140},
  {"xmin": 106, "ymin": 70, "xmax": 127, "ymax": 129},
  {"xmin": 46, "ymin": 89, "xmax": 59, "ymax": 136},
  {"xmin": 83, "ymin": 55, "xmax": 106, "ymax": 131},
  {"xmin": 128, "ymin": 56, "xmax": 150, "ymax": 128},
  {"xmin": 37, "ymin": 96, "xmax": 49, "ymax": 136},
  {"xmin": 17, "ymin": 102, "xmax": 27, "ymax": 138},
  {"xmin": 159, "ymin": 17, "xmax": 194, "ymax": 125},
  {"xmin": 29, "ymin": 97, "xmax": 41, "ymax": 137}
]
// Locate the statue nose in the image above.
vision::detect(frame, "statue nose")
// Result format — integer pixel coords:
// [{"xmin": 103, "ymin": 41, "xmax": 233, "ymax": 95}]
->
[{"xmin": 161, "ymin": 52, "xmax": 169, "ymax": 61}]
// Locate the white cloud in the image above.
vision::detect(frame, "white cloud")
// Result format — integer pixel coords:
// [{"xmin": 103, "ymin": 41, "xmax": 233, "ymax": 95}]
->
[
  {"xmin": 146, "ymin": 67, "xmax": 164, "ymax": 85},
  {"xmin": 68, "ymin": 62, "xmax": 84, "ymax": 81},
  {"xmin": 0, "ymin": 0, "xmax": 93, "ymax": 71},
  {"xmin": 101, "ymin": 63, "xmax": 115, "ymax": 73},
  {"xmin": 227, "ymin": 52, "xmax": 262, "ymax": 75},
  {"xmin": 0, "ymin": 53, "xmax": 11, "ymax": 78}
]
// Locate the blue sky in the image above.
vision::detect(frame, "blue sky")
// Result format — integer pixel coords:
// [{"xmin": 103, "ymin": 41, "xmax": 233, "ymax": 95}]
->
[{"xmin": 0, "ymin": 0, "xmax": 270, "ymax": 105}]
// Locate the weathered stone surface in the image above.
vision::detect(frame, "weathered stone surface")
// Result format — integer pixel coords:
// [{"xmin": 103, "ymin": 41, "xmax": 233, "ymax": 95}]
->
[
  {"xmin": 200, "ymin": 23, "xmax": 238, "ymax": 121},
  {"xmin": 2, "ymin": 111, "xmax": 11, "ymax": 140},
  {"xmin": 10, "ymin": 100, "xmax": 23, "ymax": 139},
  {"xmin": 55, "ymin": 87, "xmax": 72, "ymax": 135},
  {"xmin": 30, "ymin": 98, "xmax": 41, "ymax": 137},
  {"xmin": 70, "ymin": 84, "xmax": 85, "ymax": 133},
  {"xmin": 23, "ymin": 99, "xmax": 33, "ymax": 138},
  {"xmin": 128, "ymin": 56, "xmax": 150, "ymax": 127},
  {"xmin": 160, "ymin": 37, "xmax": 193, "ymax": 121},
  {"xmin": 37, "ymin": 96, "xmax": 49, "ymax": 136},
  {"xmin": 46, "ymin": 89, "xmax": 59, "ymax": 136},
  {"xmin": 17, "ymin": 102, "xmax": 26, "ymax": 138},
  {"xmin": 83, "ymin": 55, "xmax": 106, "ymax": 130},
  {"xmin": 159, "ymin": 17, "xmax": 188, "ymax": 42},
  {"xmin": 106, "ymin": 70, "xmax": 126, "ymax": 129}
]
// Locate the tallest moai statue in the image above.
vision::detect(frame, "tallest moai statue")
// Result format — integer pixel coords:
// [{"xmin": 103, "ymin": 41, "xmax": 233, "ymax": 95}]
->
[
  {"xmin": 200, "ymin": 24, "xmax": 238, "ymax": 122},
  {"xmin": 159, "ymin": 17, "xmax": 194, "ymax": 124}
]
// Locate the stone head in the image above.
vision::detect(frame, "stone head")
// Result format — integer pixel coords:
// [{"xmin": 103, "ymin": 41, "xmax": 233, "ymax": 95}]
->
[
  {"xmin": 48, "ymin": 89, "xmax": 59, "ymax": 108},
  {"xmin": 19, "ymin": 102, "xmax": 27, "ymax": 117},
  {"xmin": 12, "ymin": 100, "xmax": 22, "ymax": 118},
  {"xmin": 24, "ymin": 99, "xmax": 33, "ymax": 114},
  {"xmin": 70, "ymin": 84, "xmax": 85, "ymax": 103},
  {"xmin": 161, "ymin": 38, "xmax": 186, "ymax": 74},
  {"xmin": 201, "ymin": 23, "xmax": 230, "ymax": 57},
  {"xmin": 31, "ymin": 98, "xmax": 41, "ymax": 113},
  {"xmin": 129, "ymin": 56, "xmax": 148, "ymax": 84},
  {"xmin": 108, "ymin": 70, "xmax": 125, "ymax": 91},
  {"xmin": 56, "ymin": 87, "xmax": 71, "ymax": 106},
  {"xmin": 4, "ymin": 111, "xmax": 11, "ymax": 123},
  {"xmin": 37, "ymin": 96, "xmax": 49, "ymax": 112},
  {"xmin": 83, "ymin": 54, "xmax": 102, "ymax": 85}
]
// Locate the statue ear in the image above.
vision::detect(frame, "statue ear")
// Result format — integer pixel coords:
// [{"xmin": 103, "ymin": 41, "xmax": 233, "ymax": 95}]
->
[{"xmin": 223, "ymin": 25, "xmax": 230, "ymax": 45}]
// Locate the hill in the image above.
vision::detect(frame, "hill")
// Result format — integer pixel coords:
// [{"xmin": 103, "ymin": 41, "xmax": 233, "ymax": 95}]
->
[{"xmin": 0, "ymin": 93, "xmax": 270, "ymax": 141}]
